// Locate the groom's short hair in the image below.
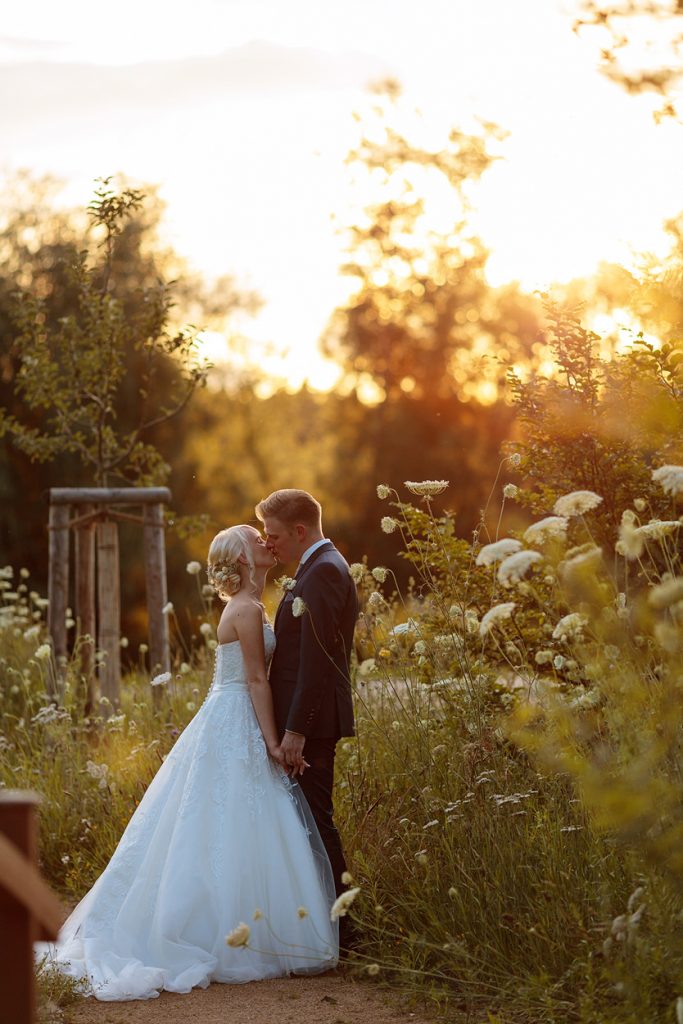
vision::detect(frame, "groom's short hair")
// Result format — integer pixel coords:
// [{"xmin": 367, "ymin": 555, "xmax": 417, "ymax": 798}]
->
[{"xmin": 255, "ymin": 489, "xmax": 322, "ymax": 529}]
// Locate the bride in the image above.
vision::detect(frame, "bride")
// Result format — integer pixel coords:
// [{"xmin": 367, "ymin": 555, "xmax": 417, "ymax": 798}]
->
[{"xmin": 39, "ymin": 525, "xmax": 338, "ymax": 1001}]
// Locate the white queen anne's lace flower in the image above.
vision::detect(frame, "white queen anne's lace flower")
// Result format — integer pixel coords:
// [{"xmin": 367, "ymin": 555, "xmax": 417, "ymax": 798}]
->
[
  {"xmin": 404, "ymin": 479, "xmax": 449, "ymax": 496},
  {"xmin": 371, "ymin": 566, "xmax": 388, "ymax": 583},
  {"xmin": 497, "ymin": 550, "xmax": 543, "ymax": 588},
  {"xmin": 34, "ymin": 643, "xmax": 51, "ymax": 661},
  {"xmin": 376, "ymin": 484, "xmax": 391, "ymax": 499},
  {"xmin": 151, "ymin": 671, "xmax": 171, "ymax": 687},
  {"xmin": 524, "ymin": 516, "xmax": 569, "ymax": 547},
  {"xmin": 503, "ymin": 483, "xmax": 519, "ymax": 499},
  {"xmin": 348, "ymin": 563, "xmax": 365, "ymax": 583},
  {"xmin": 381, "ymin": 516, "xmax": 399, "ymax": 534},
  {"xmin": 652, "ymin": 464, "xmax": 683, "ymax": 497},
  {"xmin": 553, "ymin": 490, "xmax": 603, "ymax": 517},
  {"xmin": 479, "ymin": 602, "xmax": 516, "ymax": 636},
  {"xmin": 552, "ymin": 613, "xmax": 588, "ymax": 641},
  {"xmin": 330, "ymin": 886, "xmax": 360, "ymax": 920},
  {"xmin": 476, "ymin": 538, "xmax": 522, "ymax": 566},
  {"xmin": 186, "ymin": 561, "xmax": 202, "ymax": 575}
]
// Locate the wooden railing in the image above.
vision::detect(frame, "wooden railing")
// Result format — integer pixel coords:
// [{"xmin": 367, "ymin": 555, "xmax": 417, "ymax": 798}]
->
[{"xmin": 0, "ymin": 791, "xmax": 67, "ymax": 1024}]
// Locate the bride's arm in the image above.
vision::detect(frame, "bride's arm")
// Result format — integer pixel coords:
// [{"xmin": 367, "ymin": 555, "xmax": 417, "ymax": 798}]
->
[{"xmin": 235, "ymin": 606, "xmax": 282, "ymax": 759}]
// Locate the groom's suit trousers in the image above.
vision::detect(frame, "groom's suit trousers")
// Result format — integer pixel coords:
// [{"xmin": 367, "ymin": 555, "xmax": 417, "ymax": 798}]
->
[{"xmin": 296, "ymin": 737, "xmax": 347, "ymax": 897}]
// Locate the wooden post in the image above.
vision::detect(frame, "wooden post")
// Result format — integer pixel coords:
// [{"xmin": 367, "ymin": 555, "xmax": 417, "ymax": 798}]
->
[
  {"xmin": 96, "ymin": 520, "xmax": 121, "ymax": 712},
  {"xmin": 74, "ymin": 505, "xmax": 96, "ymax": 714},
  {"xmin": 47, "ymin": 502, "xmax": 70, "ymax": 698},
  {"xmin": 0, "ymin": 792, "xmax": 65, "ymax": 1024},
  {"xmin": 144, "ymin": 502, "xmax": 170, "ymax": 700}
]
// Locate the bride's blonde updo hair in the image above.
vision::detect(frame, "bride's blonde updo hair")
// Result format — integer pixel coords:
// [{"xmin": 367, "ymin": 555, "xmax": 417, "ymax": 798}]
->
[{"xmin": 207, "ymin": 525, "xmax": 256, "ymax": 601}]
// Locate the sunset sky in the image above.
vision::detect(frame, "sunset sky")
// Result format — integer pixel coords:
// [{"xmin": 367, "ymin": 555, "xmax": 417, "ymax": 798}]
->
[{"xmin": 2, "ymin": 0, "xmax": 682, "ymax": 388}]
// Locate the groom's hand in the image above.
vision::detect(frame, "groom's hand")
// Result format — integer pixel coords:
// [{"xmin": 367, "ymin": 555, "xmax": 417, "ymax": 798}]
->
[{"xmin": 282, "ymin": 730, "xmax": 307, "ymax": 776}]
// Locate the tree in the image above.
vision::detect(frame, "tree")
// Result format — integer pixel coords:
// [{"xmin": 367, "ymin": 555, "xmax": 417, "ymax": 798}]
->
[
  {"xmin": 1, "ymin": 179, "xmax": 210, "ymax": 487},
  {"xmin": 574, "ymin": 1, "xmax": 683, "ymax": 121}
]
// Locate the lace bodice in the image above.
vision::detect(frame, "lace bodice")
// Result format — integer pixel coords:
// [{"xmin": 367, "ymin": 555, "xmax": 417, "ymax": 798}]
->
[{"xmin": 210, "ymin": 622, "xmax": 276, "ymax": 692}]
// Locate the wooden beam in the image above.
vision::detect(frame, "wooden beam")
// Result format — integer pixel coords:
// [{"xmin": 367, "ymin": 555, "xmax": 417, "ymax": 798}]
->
[
  {"xmin": 96, "ymin": 521, "xmax": 121, "ymax": 713},
  {"xmin": 50, "ymin": 487, "xmax": 171, "ymax": 506},
  {"xmin": 0, "ymin": 793, "xmax": 66, "ymax": 1024},
  {"xmin": 74, "ymin": 504, "xmax": 96, "ymax": 714},
  {"xmin": 47, "ymin": 502, "xmax": 70, "ymax": 698},
  {"xmin": 144, "ymin": 503, "xmax": 170, "ymax": 702}
]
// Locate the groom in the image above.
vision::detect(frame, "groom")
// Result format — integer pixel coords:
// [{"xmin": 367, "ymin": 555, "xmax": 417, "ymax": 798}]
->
[{"xmin": 255, "ymin": 489, "xmax": 357, "ymax": 898}]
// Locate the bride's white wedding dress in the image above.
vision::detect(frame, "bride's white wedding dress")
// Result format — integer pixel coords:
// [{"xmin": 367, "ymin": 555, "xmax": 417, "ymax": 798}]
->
[{"xmin": 37, "ymin": 623, "xmax": 338, "ymax": 1000}]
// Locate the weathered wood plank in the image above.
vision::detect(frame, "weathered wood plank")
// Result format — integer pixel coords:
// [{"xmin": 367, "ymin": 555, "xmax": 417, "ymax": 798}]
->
[
  {"xmin": 75, "ymin": 504, "xmax": 96, "ymax": 713},
  {"xmin": 47, "ymin": 502, "xmax": 70, "ymax": 697},
  {"xmin": 96, "ymin": 521, "xmax": 121, "ymax": 712},
  {"xmin": 144, "ymin": 503, "xmax": 171, "ymax": 702},
  {"xmin": 50, "ymin": 487, "xmax": 171, "ymax": 506}
]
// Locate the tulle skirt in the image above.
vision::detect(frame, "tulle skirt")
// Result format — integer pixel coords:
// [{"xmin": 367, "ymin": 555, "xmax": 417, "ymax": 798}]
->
[{"xmin": 36, "ymin": 682, "xmax": 338, "ymax": 1000}]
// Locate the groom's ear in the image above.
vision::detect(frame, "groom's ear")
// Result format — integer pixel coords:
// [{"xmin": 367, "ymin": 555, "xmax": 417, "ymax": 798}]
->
[{"xmin": 294, "ymin": 524, "xmax": 307, "ymax": 542}]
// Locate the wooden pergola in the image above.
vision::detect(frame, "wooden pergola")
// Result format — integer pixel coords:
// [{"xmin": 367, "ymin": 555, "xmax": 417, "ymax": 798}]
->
[{"xmin": 47, "ymin": 487, "xmax": 172, "ymax": 709}]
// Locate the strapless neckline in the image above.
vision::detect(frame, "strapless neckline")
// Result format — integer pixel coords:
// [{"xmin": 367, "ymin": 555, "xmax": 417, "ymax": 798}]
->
[{"xmin": 217, "ymin": 622, "xmax": 274, "ymax": 648}]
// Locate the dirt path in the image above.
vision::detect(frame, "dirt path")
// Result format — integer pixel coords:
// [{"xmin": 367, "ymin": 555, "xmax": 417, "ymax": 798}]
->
[{"xmin": 64, "ymin": 970, "xmax": 435, "ymax": 1024}]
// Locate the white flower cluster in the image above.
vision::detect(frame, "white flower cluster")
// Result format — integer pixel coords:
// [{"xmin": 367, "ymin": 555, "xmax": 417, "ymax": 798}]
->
[
  {"xmin": 524, "ymin": 516, "xmax": 568, "ymax": 547},
  {"xmin": 186, "ymin": 561, "xmax": 202, "ymax": 575},
  {"xmin": 276, "ymin": 575, "xmax": 297, "ymax": 591},
  {"xmin": 404, "ymin": 479, "xmax": 449, "ymax": 497},
  {"xmin": 498, "ymin": 550, "xmax": 542, "ymax": 588},
  {"xmin": 330, "ymin": 886, "xmax": 360, "ymax": 920},
  {"xmin": 151, "ymin": 671, "xmax": 171, "ymax": 687},
  {"xmin": 84, "ymin": 760, "xmax": 110, "ymax": 790},
  {"xmin": 348, "ymin": 563, "xmax": 365, "ymax": 583},
  {"xmin": 652, "ymin": 464, "xmax": 683, "ymax": 497},
  {"xmin": 553, "ymin": 490, "xmax": 603, "ymax": 517},
  {"xmin": 31, "ymin": 705, "xmax": 70, "ymax": 726},
  {"xmin": 552, "ymin": 612, "xmax": 588, "ymax": 642},
  {"xmin": 476, "ymin": 538, "xmax": 522, "ymax": 566},
  {"xmin": 480, "ymin": 602, "xmax": 516, "ymax": 636}
]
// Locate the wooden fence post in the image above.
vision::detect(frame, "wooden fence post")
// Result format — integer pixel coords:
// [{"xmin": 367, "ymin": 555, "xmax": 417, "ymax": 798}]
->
[
  {"xmin": 0, "ymin": 791, "xmax": 66, "ymax": 1024},
  {"xmin": 144, "ymin": 502, "xmax": 170, "ymax": 703},
  {"xmin": 47, "ymin": 502, "xmax": 70, "ymax": 698},
  {"xmin": 96, "ymin": 520, "xmax": 121, "ymax": 712},
  {"xmin": 74, "ymin": 504, "xmax": 96, "ymax": 714}
]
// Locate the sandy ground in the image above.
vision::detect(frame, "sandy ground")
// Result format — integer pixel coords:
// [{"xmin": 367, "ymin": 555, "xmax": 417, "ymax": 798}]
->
[{"xmin": 63, "ymin": 970, "xmax": 436, "ymax": 1024}]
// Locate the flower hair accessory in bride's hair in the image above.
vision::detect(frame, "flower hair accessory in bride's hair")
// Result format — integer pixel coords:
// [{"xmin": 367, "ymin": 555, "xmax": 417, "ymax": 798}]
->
[{"xmin": 207, "ymin": 559, "xmax": 241, "ymax": 598}]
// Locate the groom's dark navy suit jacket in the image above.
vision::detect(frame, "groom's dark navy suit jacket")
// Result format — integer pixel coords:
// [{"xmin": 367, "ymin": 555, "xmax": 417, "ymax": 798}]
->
[{"xmin": 270, "ymin": 542, "xmax": 356, "ymax": 739}]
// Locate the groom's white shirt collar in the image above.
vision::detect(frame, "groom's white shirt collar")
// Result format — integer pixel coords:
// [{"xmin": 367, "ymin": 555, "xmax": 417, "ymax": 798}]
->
[{"xmin": 297, "ymin": 538, "xmax": 329, "ymax": 570}]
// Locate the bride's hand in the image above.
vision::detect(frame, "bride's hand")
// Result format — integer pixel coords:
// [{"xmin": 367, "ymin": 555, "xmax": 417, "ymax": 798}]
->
[{"xmin": 268, "ymin": 743, "xmax": 288, "ymax": 769}]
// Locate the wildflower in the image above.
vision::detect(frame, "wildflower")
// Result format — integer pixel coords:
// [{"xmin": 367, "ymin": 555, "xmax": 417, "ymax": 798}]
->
[
  {"xmin": 297, "ymin": 906, "xmax": 308, "ymax": 919},
  {"xmin": 61, "ymin": 855, "xmax": 70, "ymax": 865},
  {"xmin": 367, "ymin": 591, "xmax": 385, "ymax": 612},
  {"xmin": 618, "ymin": 519, "xmax": 643, "ymax": 560},
  {"xmin": 225, "ymin": 922, "xmax": 250, "ymax": 947},
  {"xmin": 376, "ymin": 484, "xmax": 391, "ymax": 499},
  {"xmin": 186, "ymin": 561, "xmax": 202, "ymax": 575},
  {"xmin": 371, "ymin": 566, "xmax": 388, "ymax": 583},
  {"xmin": 208, "ymin": 639, "xmax": 217, "ymax": 650},
  {"xmin": 553, "ymin": 654, "xmax": 566, "ymax": 670},
  {"xmin": 404, "ymin": 479, "xmax": 449, "ymax": 496},
  {"xmin": 202, "ymin": 584, "xmax": 215, "ymax": 597},
  {"xmin": 253, "ymin": 909, "xmax": 263, "ymax": 920},
  {"xmin": 292, "ymin": 597, "xmax": 307, "ymax": 618},
  {"xmin": 151, "ymin": 672, "xmax": 171, "ymax": 687},
  {"xmin": 348, "ymin": 563, "xmax": 365, "ymax": 583},
  {"xmin": 34, "ymin": 643, "xmax": 51, "ymax": 661},
  {"xmin": 552, "ymin": 613, "xmax": 588, "ymax": 641},
  {"xmin": 23, "ymin": 625, "xmax": 40, "ymax": 641},
  {"xmin": 330, "ymin": 887, "xmax": 360, "ymax": 920},
  {"xmin": 503, "ymin": 483, "xmax": 519, "ymax": 499},
  {"xmin": 120, "ymin": 636, "xmax": 129, "ymax": 648},
  {"xmin": 180, "ymin": 662, "xmax": 191, "ymax": 674},
  {"xmin": 560, "ymin": 545, "xmax": 603, "ymax": 578},
  {"xmin": 357, "ymin": 658, "xmax": 376, "ymax": 676},
  {"xmin": 139, "ymin": 643, "xmax": 149, "ymax": 653},
  {"xmin": 367, "ymin": 963, "xmax": 380, "ymax": 976},
  {"xmin": 186, "ymin": 701, "xmax": 196, "ymax": 712},
  {"xmin": 413, "ymin": 640, "xmax": 427, "ymax": 655},
  {"xmin": 162, "ymin": 601, "xmax": 174, "ymax": 614},
  {"xmin": 649, "ymin": 577, "xmax": 683, "ymax": 609},
  {"xmin": 638, "ymin": 520, "xmax": 680, "ymax": 541},
  {"xmin": 535, "ymin": 650, "xmax": 553, "ymax": 665},
  {"xmin": 476, "ymin": 538, "xmax": 522, "ymax": 566},
  {"xmin": 378, "ymin": 647, "xmax": 391, "ymax": 659},
  {"xmin": 524, "ymin": 516, "xmax": 568, "ymax": 547},
  {"xmin": 341, "ymin": 871, "xmax": 354, "ymax": 885},
  {"xmin": 381, "ymin": 516, "xmax": 399, "ymax": 534},
  {"xmin": 652, "ymin": 464, "xmax": 683, "ymax": 497},
  {"xmin": 448, "ymin": 887, "xmax": 457, "ymax": 898},
  {"xmin": 199, "ymin": 622, "xmax": 213, "ymax": 636},
  {"xmin": 479, "ymin": 603, "xmax": 516, "ymax": 636},
  {"xmin": 497, "ymin": 550, "xmax": 542, "ymax": 587},
  {"xmin": 553, "ymin": 490, "xmax": 603, "ymax": 517},
  {"xmin": 20, "ymin": 568, "xmax": 29, "ymax": 579},
  {"xmin": 634, "ymin": 498, "xmax": 647, "ymax": 512},
  {"xmin": 84, "ymin": 760, "xmax": 109, "ymax": 789}
]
